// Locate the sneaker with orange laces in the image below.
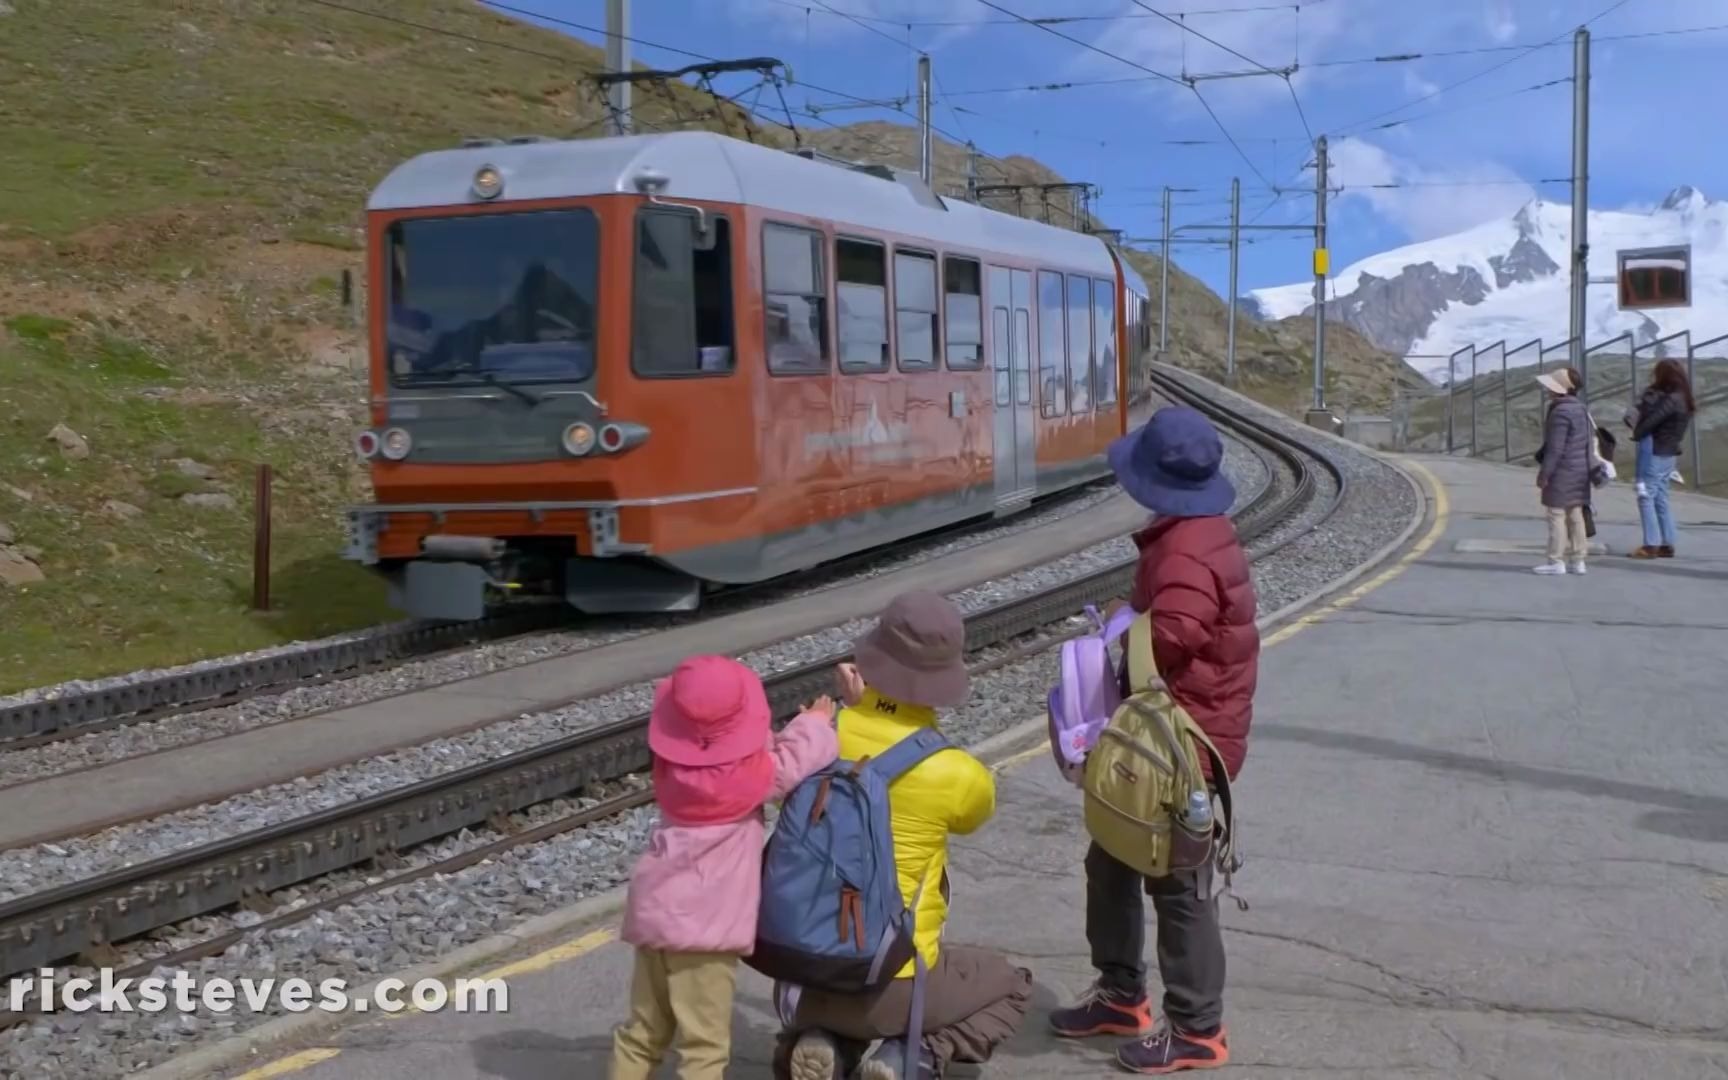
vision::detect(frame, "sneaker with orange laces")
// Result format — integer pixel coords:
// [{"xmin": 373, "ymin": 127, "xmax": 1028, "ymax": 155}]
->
[
  {"xmin": 1115, "ymin": 1023, "xmax": 1230, "ymax": 1074},
  {"xmin": 1048, "ymin": 982, "xmax": 1154, "ymax": 1038}
]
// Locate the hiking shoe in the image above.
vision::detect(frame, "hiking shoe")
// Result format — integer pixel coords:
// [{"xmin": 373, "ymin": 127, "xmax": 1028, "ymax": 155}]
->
[
  {"xmin": 1050, "ymin": 983, "xmax": 1154, "ymax": 1038},
  {"xmin": 1567, "ymin": 561, "xmax": 1587, "ymax": 575},
  {"xmin": 1115, "ymin": 1024, "xmax": 1230, "ymax": 1074},
  {"xmin": 787, "ymin": 1030, "xmax": 844, "ymax": 1080},
  {"xmin": 856, "ymin": 1036, "xmax": 940, "ymax": 1079},
  {"xmin": 1533, "ymin": 560, "xmax": 1567, "ymax": 575},
  {"xmin": 1658, "ymin": 545, "xmax": 1675, "ymax": 558},
  {"xmin": 1629, "ymin": 546, "xmax": 1660, "ymax": 560}
]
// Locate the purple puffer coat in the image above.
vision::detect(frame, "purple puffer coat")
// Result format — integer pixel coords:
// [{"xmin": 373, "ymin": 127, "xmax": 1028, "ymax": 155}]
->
[{"xmin": 1537, "ymin": 395, "xmax": 1592, "ymax": 509}]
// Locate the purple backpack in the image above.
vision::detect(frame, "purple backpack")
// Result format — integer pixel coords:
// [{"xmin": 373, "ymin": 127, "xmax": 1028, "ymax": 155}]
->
[{"xmin": 1047, "ymin": 604, "xmax": 1136, "ymax": 772}]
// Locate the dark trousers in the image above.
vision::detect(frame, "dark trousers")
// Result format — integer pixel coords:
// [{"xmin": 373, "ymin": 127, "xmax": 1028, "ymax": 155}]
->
[
  {"xmin": 776, "ymin": 945, "xmax": 1032, "ymax": 1069},
  {"xmin": 1085, "ymin": 841, "xmax": 1226, "ymax": 1033}
]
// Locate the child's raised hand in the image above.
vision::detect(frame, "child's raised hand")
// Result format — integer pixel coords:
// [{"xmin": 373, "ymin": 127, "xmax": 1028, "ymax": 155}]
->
[
  {"xmin": 803, "ymin": 694, "xmax": 838, "ymax": 721},
  {"xmin": 835, "ymin": 662, "xmax": 865, "ymax": 706}
]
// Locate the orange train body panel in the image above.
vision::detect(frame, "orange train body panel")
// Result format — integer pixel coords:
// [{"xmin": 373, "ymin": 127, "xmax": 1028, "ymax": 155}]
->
[{"xmin": 345, "ymin": 131, "xmax": 1152, "ymax": 617}]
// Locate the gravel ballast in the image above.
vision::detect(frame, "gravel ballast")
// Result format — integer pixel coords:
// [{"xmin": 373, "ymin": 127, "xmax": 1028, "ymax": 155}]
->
[
  {"xmin": 0, "ymin": 425, "xmax": 1269, "ymax": 899},
  {"xmin": 0, "ymin": 375, "xmax": 1422, "ymax": 1077},
  {"xmin": 0, "ymin": 478, "xmax": 1154, "ymax": 789}
]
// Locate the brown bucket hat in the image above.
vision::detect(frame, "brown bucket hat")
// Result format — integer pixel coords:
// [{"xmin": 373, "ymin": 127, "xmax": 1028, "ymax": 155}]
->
[{"xmin": 852, "ymin": 590, "xmax": 970, "ymax": 708}]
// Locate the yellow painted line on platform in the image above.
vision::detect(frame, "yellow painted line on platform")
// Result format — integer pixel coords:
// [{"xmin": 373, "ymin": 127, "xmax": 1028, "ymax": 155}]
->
[
  {"xmin": 231, "ymin": 1048, "xmax": 342, "ymax": 1079},
  {"xmin": 995, "ymin": 460, "xmax": 1450, "ymax": 779},
  {"xmin": 1261, "ymin": 458, "xmax": 1448, "ymax": 648},
  {"xmin": 476, "ymin": 926, "xmax": 617, "ymax": 982},
  {"xmin": 231, "ymin": 462, "xmax": 1453, "ymax": 1080}
]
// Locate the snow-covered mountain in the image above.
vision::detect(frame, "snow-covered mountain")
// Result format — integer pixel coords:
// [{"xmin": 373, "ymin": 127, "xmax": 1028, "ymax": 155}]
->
[{"xmin": 1245, "ymin": 186, "xmax": 1728, "ymax": 383}]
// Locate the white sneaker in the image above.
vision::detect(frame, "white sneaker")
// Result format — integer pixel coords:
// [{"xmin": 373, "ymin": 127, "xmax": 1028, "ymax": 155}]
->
[
  {"xmin": 1533, "ymin": 561, "xmax": 1567, "ymax": 575},
  {"xmin": 788, "ymin": 1031, "xmax": 840, "ymax": 1080},
  {"xmin": 1568, "ymin": 561, "xmax": 1587, "ymax": 575}
]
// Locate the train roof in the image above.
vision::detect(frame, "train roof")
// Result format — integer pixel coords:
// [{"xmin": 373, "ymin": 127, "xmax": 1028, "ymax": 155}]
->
[{"xmin": 368, "ymin": 130, "xmax": 1117, "ymax": 276}]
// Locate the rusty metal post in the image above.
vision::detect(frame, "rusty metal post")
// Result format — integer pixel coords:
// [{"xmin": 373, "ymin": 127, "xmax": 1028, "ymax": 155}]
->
[{"xmin": 252, "ymin": 465, "xmax": 273, "ymax": 612}]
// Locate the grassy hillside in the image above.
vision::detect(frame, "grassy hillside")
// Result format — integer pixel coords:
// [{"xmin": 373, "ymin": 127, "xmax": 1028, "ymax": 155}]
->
[{"xmin": 0, "ymin": 0, "xmax": 1416, "ymax": 692}]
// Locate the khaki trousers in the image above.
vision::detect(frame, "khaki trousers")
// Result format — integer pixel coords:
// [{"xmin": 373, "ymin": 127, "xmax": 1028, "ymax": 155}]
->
[
  {"xmin": 778, "ymin": 945, "xmax": 1032, "ymax": 1068},
  {"xmin": 611, "ymin": 948, "xmax": 739, "ymax": 1080},
  {"xmin": 1545, "ymin": 506, "xmax": 1587, "ymax": 563}
]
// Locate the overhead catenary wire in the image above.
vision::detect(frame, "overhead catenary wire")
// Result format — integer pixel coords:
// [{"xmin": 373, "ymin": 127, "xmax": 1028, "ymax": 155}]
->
[
  {"xmin": 933, "ymin": 16, "xmax": 1728, "ymax": 100},
  {"xmin": 1324, "ymin": 0, "xmax": 1635, "ymax": 136},
  {"xmin": 971, "ymin": 0, "xmax": 1277, "ymax": 190},
  {"xmin": 1124, "ymin": 0, "xmax": 1314, "ymax": 144},
  {"xmin": 472, "ymin": 0, "xmax": 1022, "ymax": 180},
  {"xmin": 760, "ymin": 0, "xmax": 1320, "ymax": 28}
]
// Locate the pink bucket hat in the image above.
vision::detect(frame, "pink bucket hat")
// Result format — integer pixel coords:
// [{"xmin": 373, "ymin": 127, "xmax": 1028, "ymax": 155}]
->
[{"xmin": 648, "ymin": 655, "xmax": 772, "ymax": 767}]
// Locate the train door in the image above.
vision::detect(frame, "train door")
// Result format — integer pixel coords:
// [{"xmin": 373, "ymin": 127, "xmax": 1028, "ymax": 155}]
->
[{"xmin": 987, "ymin": 264, "xmax": 1036, "ymax": 514}]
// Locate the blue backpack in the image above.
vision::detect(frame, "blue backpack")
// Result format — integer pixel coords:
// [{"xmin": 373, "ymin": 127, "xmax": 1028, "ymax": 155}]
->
[{"xmin": 748, "ymin": 727, "xmax": 950, "ymax": 1074}]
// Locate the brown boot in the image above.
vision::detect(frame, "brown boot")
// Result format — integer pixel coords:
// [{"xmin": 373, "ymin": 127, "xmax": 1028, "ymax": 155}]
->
[
  {"xmin": 1629, "ymin": 546, "xmax": 1660, "ymax": 559},
  {"xmin": 1658, "ymin": 545, "xmax": 1675, "ymax": 558}
]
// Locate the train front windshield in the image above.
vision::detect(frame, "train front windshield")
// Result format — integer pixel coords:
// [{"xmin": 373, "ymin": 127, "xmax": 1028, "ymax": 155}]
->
[{"xmin": 385, "ymin": 208, "xmax": 600, "ymax": 388}]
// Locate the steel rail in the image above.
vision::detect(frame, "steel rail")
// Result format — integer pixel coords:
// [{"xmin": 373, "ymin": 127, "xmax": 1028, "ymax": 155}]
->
[
  {"xmin": 0, "ymin": 477, "xmax": 1122, "ymax": 750},
  {"xmin": 0, "ymin": 370, "xmax": 1342, "ymax": 980}
]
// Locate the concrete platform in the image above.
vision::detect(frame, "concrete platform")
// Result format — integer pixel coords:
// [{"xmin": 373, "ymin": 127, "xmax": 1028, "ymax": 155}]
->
[
  {"xmin": 0, "ymin": 491, "xmax": 1156, "ymax": 850},
  {"xmin": 220, "ymin": 456, "xmax": 1728, "ymax": 1079}
]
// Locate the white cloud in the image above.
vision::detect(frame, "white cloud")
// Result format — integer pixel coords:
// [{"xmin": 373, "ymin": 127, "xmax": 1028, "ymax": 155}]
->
[
  {"xmin": 1484, "ymin": 0, "xmax": 1519, "ymax": 43},
  {"xmin": 1328, "ymin": 137, "xmax": 1537, "ymax": 240}
]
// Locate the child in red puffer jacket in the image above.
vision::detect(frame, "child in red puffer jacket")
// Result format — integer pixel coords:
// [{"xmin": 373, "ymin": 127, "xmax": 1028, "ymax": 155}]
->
[{"xmin": 1050, "ymin": 405, "xmax": 1258, "ymax": 1077}]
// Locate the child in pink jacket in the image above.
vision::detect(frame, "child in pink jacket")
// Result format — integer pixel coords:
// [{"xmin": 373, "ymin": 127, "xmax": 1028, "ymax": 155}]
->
[{"xmin": 610, "ymin": 654, "xmax": 839, "ymax": 1080}]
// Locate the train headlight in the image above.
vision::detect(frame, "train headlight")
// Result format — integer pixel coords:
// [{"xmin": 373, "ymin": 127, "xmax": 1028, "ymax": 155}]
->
[
  {"xmin": 354, "ymin": 430, "xmax": 380, "ymax": 460},
  {"xmin": 597, "ymin": 422, "xmax": 649, "ymax": 453},
  {"xmin": 380, "ymin": 427, "xmax": 413, "ymax": 461},
  {"xmin": 562, "ymin": 422, "xmax": 597, "ymax": 456},
  {"xmin": 472, "ymin": 164, "xmax": 503, "ymax": 200}
]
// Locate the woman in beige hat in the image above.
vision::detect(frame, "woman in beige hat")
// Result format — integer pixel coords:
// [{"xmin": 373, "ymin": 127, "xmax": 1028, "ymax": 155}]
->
[{"xmin": 1533, "ymin": 366, "xmax": 1592, "ymax": 575}]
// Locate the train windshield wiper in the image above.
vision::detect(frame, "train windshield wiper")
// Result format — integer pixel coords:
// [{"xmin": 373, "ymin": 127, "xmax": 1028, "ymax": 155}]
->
[{"xmin": 465, "ymin": 368, "xmax": 542, "ymax": 405}]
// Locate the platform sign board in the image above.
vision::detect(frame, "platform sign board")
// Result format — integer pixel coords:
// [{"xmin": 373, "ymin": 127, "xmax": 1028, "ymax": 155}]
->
[{"xmin": 1617, "ymin": 244, "xmax": 1691, "ymax": 310}]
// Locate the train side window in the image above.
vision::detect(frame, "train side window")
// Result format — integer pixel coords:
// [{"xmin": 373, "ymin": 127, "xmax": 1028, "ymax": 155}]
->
[
  {"xmin": 893, "ymin": 249, "xmax": 939, "ymax": 372},
  {"xmin": 1036, "ymin": 270, "xmax": 1067, "ymax": 417},
  {"xmin": 763, "ymin": 223, "xmax": 828, "ymax": 374},
  {"xmin": 1066, "ymin": 274, "xmax": 1092, "ymax": 413},
  {"xmin": 837, "ymin": 237, "xmax": 889, "ymax": 373},
  {"xmin": 944, "ymin": 256, "xmax": 984, "ymax": 370},
  {"xmin": 991, "ymin": 306, "xmax": 1010, "ymax": 406},
  {"xmin": 1093, "ymin": 277, "xmax": 1117, "ymax": 406},
  {"xmin": 632, "ymin": 208, "xmax": 734, "ymax": 377}
]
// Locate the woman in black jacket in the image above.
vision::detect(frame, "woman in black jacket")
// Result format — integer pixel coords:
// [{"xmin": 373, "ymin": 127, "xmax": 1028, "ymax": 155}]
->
[{"xmin": 1629, "ymin": 359, "xmax": 1695, "ymax": 559}]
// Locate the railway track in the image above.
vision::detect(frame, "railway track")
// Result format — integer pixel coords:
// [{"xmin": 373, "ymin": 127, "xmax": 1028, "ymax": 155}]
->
[
  {"xmin": 0, "ymin": 369, "xmax": 1343, "ymax": 987},
  {"xmin": 0, "ymin": 477, "xmax": 1120, "ymax": 752}
]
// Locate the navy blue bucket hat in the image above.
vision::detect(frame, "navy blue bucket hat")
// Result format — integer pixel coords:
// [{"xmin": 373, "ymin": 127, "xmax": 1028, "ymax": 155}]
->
[{"xmin": 1106, "ymin": 406, "xmax": 1236, "ymax": 517}]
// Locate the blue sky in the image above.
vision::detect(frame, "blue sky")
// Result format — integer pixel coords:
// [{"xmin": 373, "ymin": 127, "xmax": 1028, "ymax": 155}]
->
[{"xmin": 497, "ymin": 0, "xmax": 1727, "ymax": 299}]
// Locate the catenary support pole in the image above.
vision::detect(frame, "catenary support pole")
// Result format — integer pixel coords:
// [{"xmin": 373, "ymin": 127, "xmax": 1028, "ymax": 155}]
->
[
  {"xmin": 605, "ymin": 0, "xmax": 631, "ymax": 136},
  {"xmin": 1159, "ymin": 186, "xmax": 1171, "ymax": 354},
  {"xmin": 1570, "ymin": 27, "xmax": 1590, "ymax": 373},
  {"xmin": 1226, "ymin": 177, "xmax": 1240, "ymax": 384},
  {"xmin": 917, "ymin": 55, "xmax": 933, "ymax": 185},
  {"xmin": 1312, "ymin": 135, "xmax": 1329, "ymax": 412}
]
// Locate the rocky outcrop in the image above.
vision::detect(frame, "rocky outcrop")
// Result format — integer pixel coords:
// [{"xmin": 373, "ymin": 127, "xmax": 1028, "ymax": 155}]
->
[
  {"xmin": 1295, "ymin": 262, "xmax": 1493, "ymax": 355},
  {"xmin": 1488, "ymin": 233, "xmax": 1559, "ymax": 289},
  {"xmin": 46, "ymin": 423, "xmax": 89, "ymax": 460}
]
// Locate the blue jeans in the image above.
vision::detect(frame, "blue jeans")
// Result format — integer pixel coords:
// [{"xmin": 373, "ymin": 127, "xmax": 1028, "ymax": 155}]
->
[
  {"xmin": 1638, "ymin": 450, "xmax": 1678, "ymax": 548},
  {"xmin": 1635, "ymin": 435, "xmax": 1652, "ymax": 478}
]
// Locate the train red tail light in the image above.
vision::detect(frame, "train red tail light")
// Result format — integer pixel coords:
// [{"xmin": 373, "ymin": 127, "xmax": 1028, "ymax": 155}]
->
[
  {"xmin": 355, "ymin": 430, "xmax": 380, "ymax": 460},
  {"xmin": 597, "ymin": 422, "xmax": 649, "ymax": 454}
]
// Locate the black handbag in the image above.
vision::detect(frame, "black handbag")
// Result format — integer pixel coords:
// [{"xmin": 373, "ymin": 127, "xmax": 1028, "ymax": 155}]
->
[{"xmin": 1582, "ymin": 504, "xmax": 1597, "ymax": 538}]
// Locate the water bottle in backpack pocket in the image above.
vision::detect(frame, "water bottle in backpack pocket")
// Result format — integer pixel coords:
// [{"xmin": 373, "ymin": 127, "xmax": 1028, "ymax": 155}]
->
[{"xmin": 1080, "ymin": 612, "xmax": 1240, "ymax": 883}]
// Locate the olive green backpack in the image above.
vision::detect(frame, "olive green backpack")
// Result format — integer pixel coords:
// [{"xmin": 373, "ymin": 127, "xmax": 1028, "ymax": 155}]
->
[{"xmin": 1081, "ymin": 611, "xmax": 1242, "ymax": 885}]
